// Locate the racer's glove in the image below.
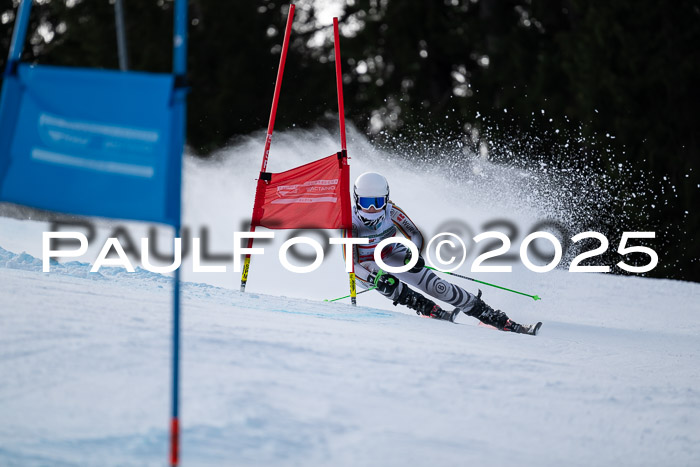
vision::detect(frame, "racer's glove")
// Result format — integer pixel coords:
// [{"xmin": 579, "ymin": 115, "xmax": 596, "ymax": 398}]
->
[
  {"xmin": 369, "ymin": 271, "xmax": 400, "ymax": 295},
  {"xmin": 403, "ymin": 249, "xmax": 425, "ymax": 274}
]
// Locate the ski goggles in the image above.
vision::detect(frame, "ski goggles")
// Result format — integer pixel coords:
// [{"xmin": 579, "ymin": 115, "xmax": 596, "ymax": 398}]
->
[{"xmin": 357, "ymin": 196, "xmax": 387, "ymax": 210}]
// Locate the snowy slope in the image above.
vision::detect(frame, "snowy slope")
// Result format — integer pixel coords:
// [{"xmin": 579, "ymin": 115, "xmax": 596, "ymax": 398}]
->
[
  {"xmin": 1, "ymin": 245, "xmax": 699, "ymax": 466},
  {"xmin": 2, "ymin": 125, "xmax": 593, "ymax": 308},
  {"xmin": 1, "ymin": 126, "xmax": 699, "ymax": 466}
]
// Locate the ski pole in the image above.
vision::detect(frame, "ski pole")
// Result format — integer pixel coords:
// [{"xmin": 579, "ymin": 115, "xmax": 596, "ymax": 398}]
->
[
  {"xmin": 425, "ymin": 266, "xmax": 541, "ymax": 301},
  {"xmin": 325, "ymin": 286, "xmax": 376, "ymax": 302},
  {"xmin": 326, "ymin": 270, "xmax": 391, "ymax": 302}
]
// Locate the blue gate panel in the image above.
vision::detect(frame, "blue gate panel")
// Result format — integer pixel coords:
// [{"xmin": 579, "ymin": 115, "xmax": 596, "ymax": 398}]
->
[{"xmin": 0, "ymin": 64, "xmax": 184, "ymax": 226}]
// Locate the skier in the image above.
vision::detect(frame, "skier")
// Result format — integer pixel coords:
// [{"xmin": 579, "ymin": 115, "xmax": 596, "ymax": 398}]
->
[{"xmin": 349, "ymin": 171, "xmax": 541, "ymax": 335}]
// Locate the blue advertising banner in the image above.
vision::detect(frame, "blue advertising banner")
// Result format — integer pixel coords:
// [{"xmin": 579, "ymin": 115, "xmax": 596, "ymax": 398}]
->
[{"xmin": 0, "ymin": 64, "xmax": 184, "ymax": 226}]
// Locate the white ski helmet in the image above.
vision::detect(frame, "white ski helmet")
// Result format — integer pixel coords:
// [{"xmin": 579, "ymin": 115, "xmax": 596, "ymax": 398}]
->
[{"xmin": 354, "ymin": 172, "xmax": 390, "ymax": 229}]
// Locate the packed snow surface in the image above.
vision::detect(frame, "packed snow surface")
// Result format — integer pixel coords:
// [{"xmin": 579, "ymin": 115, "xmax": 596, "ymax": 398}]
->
[
  {"xmin": 1, "ymin": 127, "xmax": 699, "ymax": 465},
  {"xmin": 1, "ymin": 242, "xmax": 699, "ymax": 466}
]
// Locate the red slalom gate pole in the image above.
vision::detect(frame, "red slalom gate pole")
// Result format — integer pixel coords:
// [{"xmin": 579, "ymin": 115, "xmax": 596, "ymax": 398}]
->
[
  {"xmin": 333, "ymin": 18, "xmax": 347, "ymax": 151},
  {"xmin": 240, "ymin": 3, "xmax": 295, "ymax": 292},
  {"xmin": 333, "ymin": 17, "xmax": 357, "ymax": 306},
  {"xmin": 261, "ymin": 3, "xmax": 295, "ymax": 173}
]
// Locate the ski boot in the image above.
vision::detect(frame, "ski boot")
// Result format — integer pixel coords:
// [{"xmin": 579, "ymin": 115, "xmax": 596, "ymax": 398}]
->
[
  {"xmin": 395, "ymin": 286, "xmax": 458, "ymax": 322},
  {"xmin": 428, "ymin": 305, "xmax": 460, "ymax": 323},
  {"xmin": 465, "ymin": 290, "xmax": 540, "ymax": 335},
  {"xmin": 372, "ymin": 272, "xmax": 458, "ymax": 323},
  {"xmin": 503, "ymin": 319, "xmax": 542, "ymax": 336}
]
